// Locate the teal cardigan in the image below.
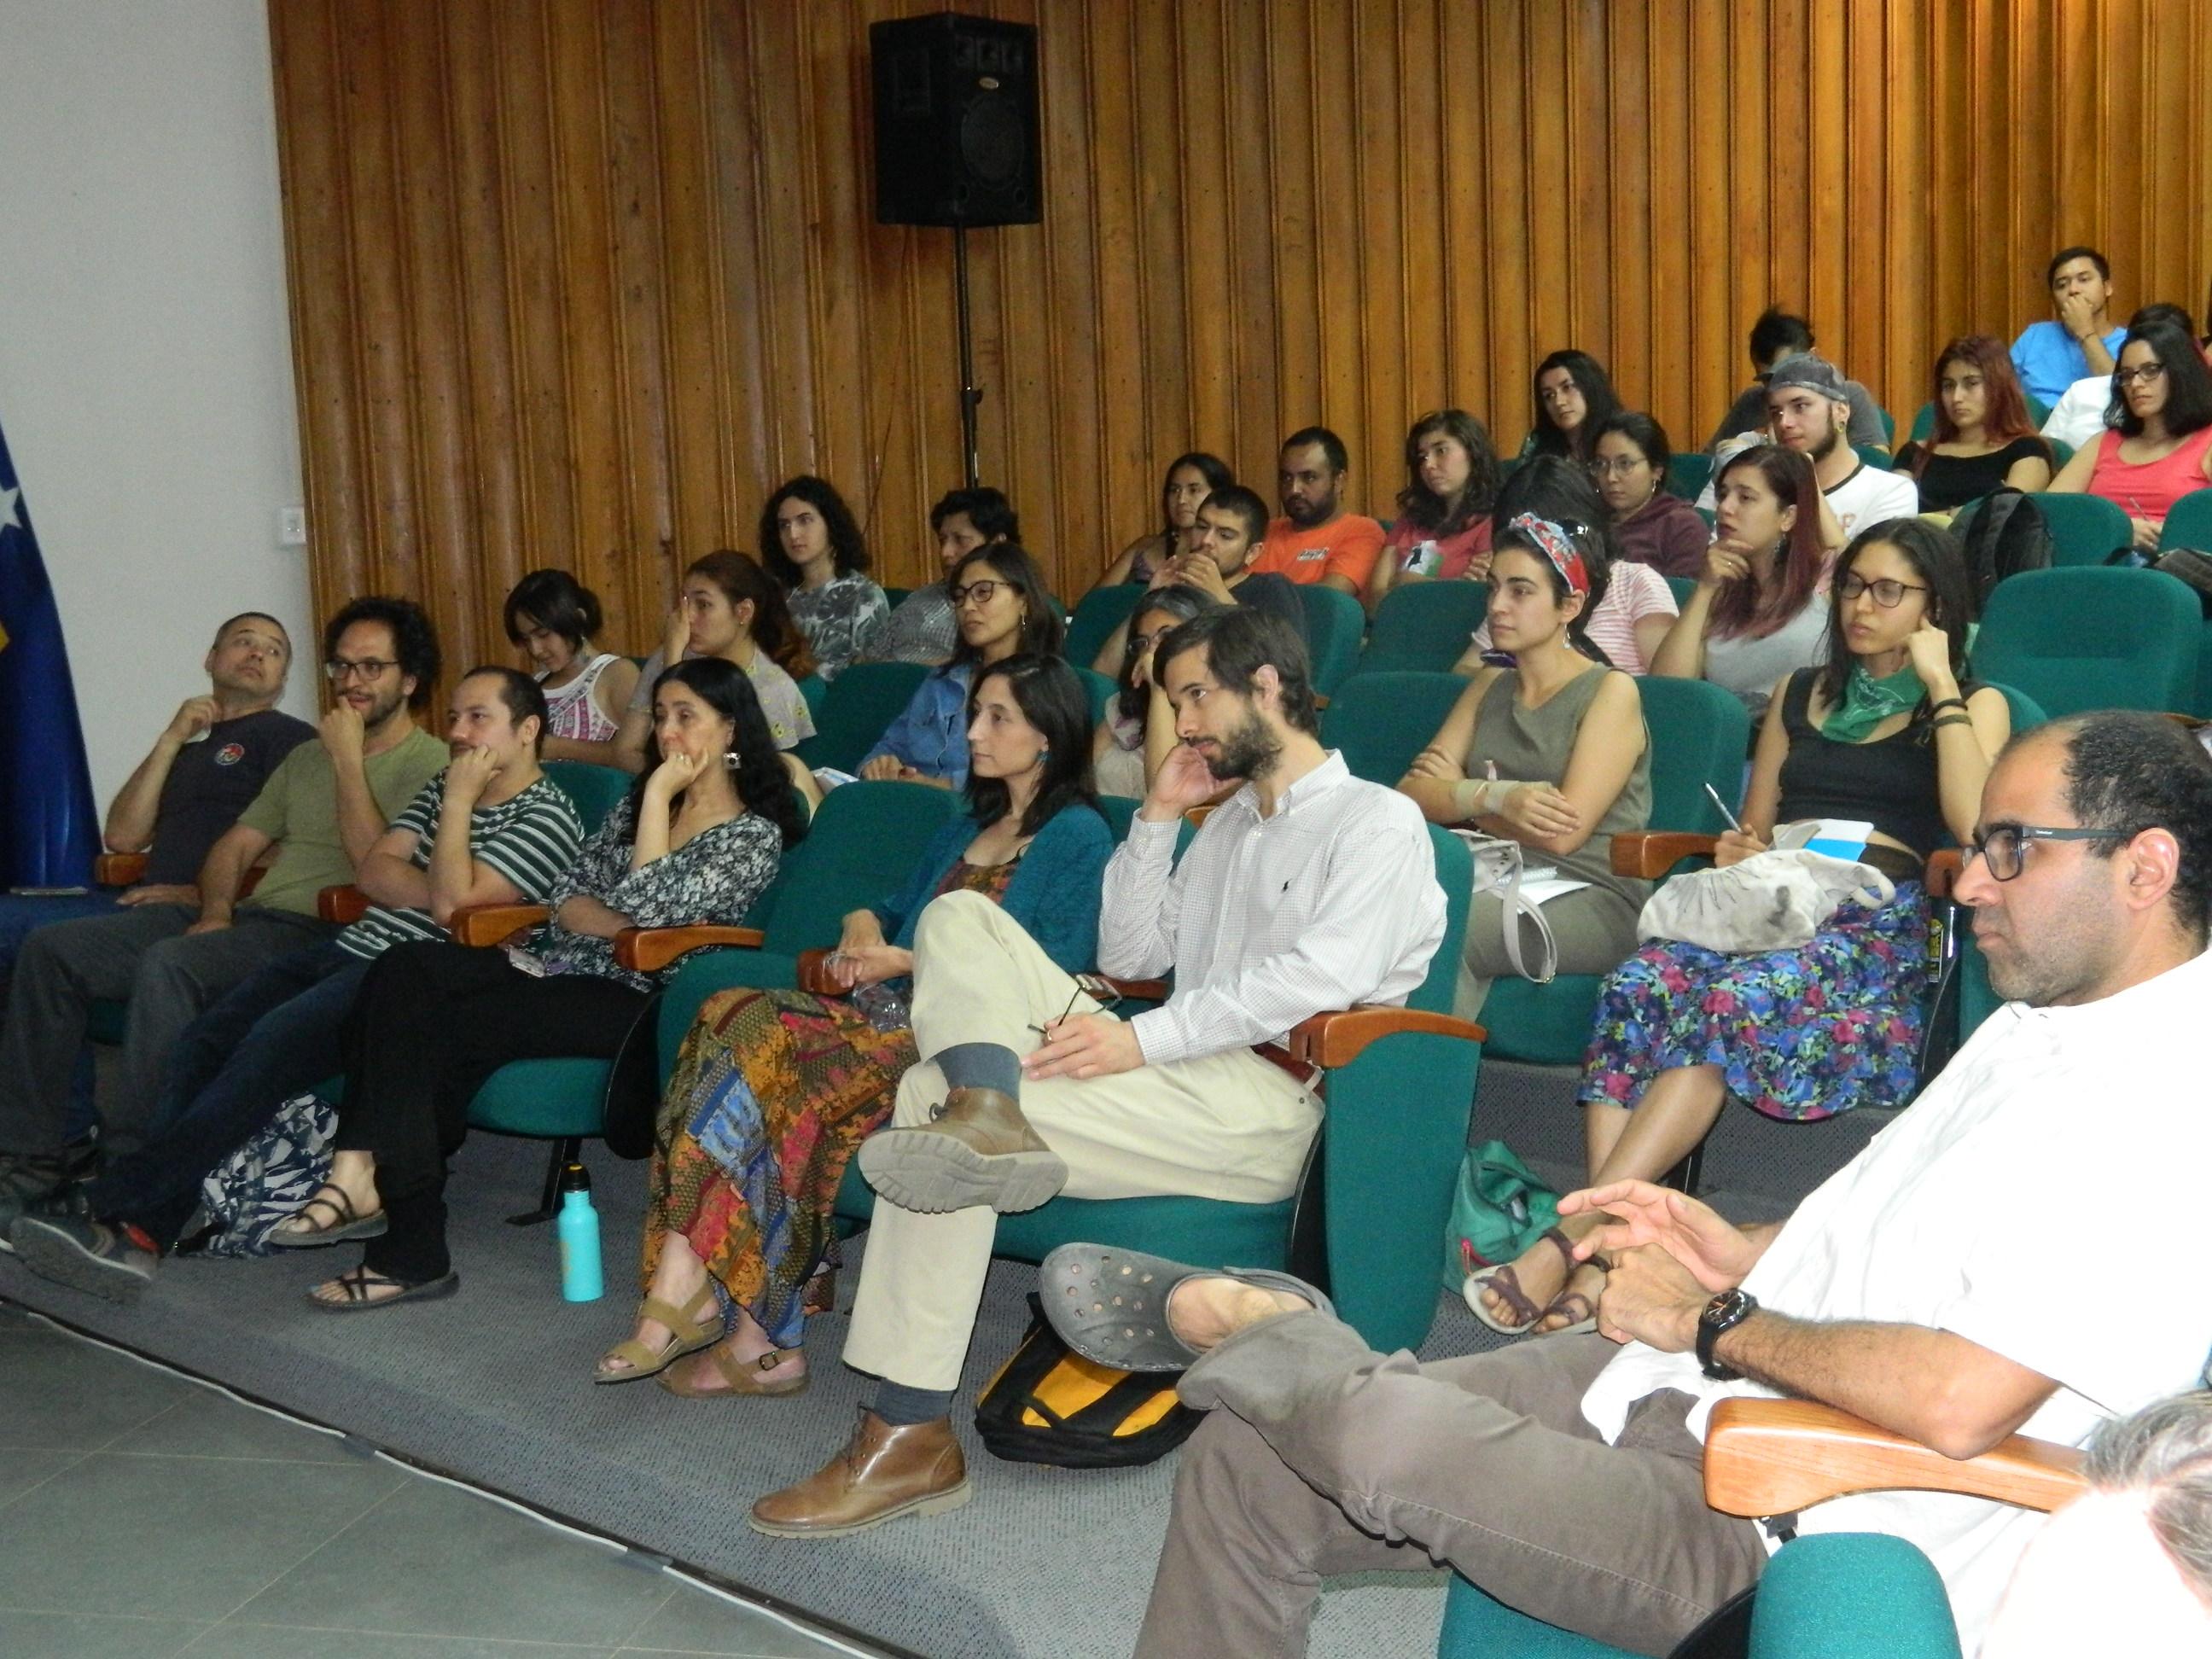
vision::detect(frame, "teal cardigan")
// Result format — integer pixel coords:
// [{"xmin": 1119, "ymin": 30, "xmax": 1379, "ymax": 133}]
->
[{"xmin": 871, "ymin": 800, "xmax": 1113, "ymax": 975}]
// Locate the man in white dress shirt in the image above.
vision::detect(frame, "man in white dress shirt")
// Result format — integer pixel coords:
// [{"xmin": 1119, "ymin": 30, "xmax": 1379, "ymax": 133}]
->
[
  {"xmin": 1097, "ymin": 710, "xmax": 2212, "ymax": 1658},
  {"xmin": 750, "ymin": 606, "xmax": 1446, "ymax": 1540}
]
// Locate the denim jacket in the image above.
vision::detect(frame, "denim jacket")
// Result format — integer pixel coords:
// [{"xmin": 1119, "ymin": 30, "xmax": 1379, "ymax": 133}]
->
[{"xmin": 860, "ymin": 662, "xmax": 973, "ymax": 786}]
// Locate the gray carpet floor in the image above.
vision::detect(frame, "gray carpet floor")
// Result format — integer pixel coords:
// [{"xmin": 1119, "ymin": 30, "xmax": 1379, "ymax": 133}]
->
[{"xmin": 0, "ymin": 1060, "xmax": 1871, "ymax": 1659}]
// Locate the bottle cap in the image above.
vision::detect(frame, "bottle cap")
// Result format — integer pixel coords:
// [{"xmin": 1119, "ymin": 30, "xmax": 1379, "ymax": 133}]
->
[{"xmin": 558, "ymin": 1161, "xmax": 592, "ymax": 1196}]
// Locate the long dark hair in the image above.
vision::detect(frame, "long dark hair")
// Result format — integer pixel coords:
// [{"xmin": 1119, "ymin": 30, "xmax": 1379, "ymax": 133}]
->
[
  {"xmin": 758, "ymin": 475, "xmax": 870, "ymax": 587},
  {"xmin": 2107, "ymin": 317, "xmax": 2212, "ymax": 439},
  {"xmin": 1489, "ymin": 517, "xmax": 1613, "ymax": 667},
  {"xmin": 964, "ymin": 655, "xmax": 1103, "ymax": 839},
  {"xmin": 630, "ymin": 657, "xmax": 809, "ymax": 850},
  {"xmin": 1814, "ymin": 519, "xmax": 1974, "ymax": 730},
  {"xmin": 1115, "ymin": 585, "xmax": 1220, "ymax": 722},
  {"xmin": 1707, "ymin": 445, "xmax": 1827, "ymax": 641},
  {"xmin": 948, "ymin": 542, "xmax": 1065, "ymax": 669},
  {"xmin": 686, "ymin": 550, "xmax": 815, "ymax": 680},
  {"xmin": 503, "ymin": 569, "xmax": 603, "ymax": 651},
  {"xmin": 1155, "ymin": 452, "xmax": 1234, "ymax": 544},
  {"xmin": 1528, "ymin": 350, "xmax": 1622, "ymax": 461},
  {"xmin": 1588, "ymin": 410, "xmax": 1674, "ymax": 504},
  {"xmin": 1919, "ymin": 336, "xmax": 2050, "ymax": 474},
  {"xmin": 1397, "ymin": 410, "xmax": 1502, "ymax": 538}
]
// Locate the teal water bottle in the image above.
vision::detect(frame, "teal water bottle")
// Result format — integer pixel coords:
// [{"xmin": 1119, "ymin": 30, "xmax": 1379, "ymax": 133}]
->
[{"xmin": 556, "ymin": 1161, "xmax": 603, "ymax": 1303}]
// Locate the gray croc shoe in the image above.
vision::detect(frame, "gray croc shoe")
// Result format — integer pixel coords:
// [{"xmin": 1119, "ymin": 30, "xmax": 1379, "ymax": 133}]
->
[{"xmin": 1039, "ymin": 1243, "xmax": 1332, "ymax": 1373}]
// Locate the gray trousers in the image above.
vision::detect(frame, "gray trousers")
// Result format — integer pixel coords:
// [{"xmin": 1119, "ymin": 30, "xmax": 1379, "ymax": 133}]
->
[
  {"xmin": 1137, "ymin": 1319, "xmax": 1767, "ymax": 1659},
  {"xmin": 0, "ymin": 904, "xmax": 334, "ymax": 1161}
]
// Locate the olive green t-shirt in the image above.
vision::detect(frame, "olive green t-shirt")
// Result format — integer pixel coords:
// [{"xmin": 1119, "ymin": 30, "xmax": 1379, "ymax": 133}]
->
[{"xmin": 231, "ymin": 726, "xmax": 449, "ymax": 917}]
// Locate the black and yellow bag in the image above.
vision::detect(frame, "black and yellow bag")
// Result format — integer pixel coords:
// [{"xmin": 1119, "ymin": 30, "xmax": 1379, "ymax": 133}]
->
[{"xmin": 973, "ymin": 1294, "xmax": 1200, "ymax": 1468}]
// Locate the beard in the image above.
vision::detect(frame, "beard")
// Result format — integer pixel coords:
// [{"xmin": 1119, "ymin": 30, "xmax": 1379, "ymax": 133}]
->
[
  {"xmin": 359, "ymin": 682, "xmax": 409, "ymax": 732},
  {"xmin": 1283, "ymin": 492, "xmax": 1336, "ymax": 529},
  {"xmin": 1809, "ymin": 416, "xmax": 1844, "ymax": 463},
  {"xmin": 1200, "ymin": 707, "xmax": 1282, "ymax": 783}
]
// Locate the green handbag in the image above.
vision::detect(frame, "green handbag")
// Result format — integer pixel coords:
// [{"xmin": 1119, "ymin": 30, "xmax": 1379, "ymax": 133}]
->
[{"xmin": 1441, "ymin": 1139, "xmax": 1563, "ymax": 1289}]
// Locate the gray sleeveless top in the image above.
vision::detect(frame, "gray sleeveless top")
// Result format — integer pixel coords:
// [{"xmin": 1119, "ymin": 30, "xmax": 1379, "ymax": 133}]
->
[{"xmin": 1467, "ymin": 666, "xmax": 1652, "ymax": 911}]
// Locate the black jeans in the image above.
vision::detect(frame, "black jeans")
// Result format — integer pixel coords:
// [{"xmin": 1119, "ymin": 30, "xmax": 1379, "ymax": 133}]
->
[{"xmin": 336, "ymin": 940, "xmax": 648, "ymax": 1282}]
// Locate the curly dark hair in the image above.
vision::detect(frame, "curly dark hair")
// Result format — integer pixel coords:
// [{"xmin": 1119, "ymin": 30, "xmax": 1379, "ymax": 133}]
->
[
  {"xmin": 758, "ymin": 475, "xmax": 870, "ymax": 588},
  {"xmin": 965, "ymin": 655, "xmax": 1105, "ymax": 838},
  {"xmin": 323, "ymin": 596, "xmax": 440, "ymax": 711},
  {"xmin": 685, "ymin": 550, "xmax": 816, "ymax": 680},
  {"xmin": 2049, "ymin": 711, "xmax": 2212, "ymax": 943},
  {"xmin": 630, "ymin": 656, "xmax": 809, "ymax": 851}
]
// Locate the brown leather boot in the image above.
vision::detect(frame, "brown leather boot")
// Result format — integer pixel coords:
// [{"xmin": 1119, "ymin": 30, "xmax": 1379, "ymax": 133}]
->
[
  {"xmin": 748, "ymin": 1410, "xmax": 971, "ymax": 1538},
  {"xmin": 856, "ymin": 1086, "xmax": 1068, "ymax": 1214}
]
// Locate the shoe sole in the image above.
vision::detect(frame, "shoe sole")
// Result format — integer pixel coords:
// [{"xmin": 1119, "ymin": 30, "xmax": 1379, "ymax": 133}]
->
[
  {"xmin": 11, "ymin": 1219, "xmax": 151, "ymax": 1304},
  {"xmin": 857, "ymin": 1137, "xmax": 1067, "ymax": 1215},
  {"xmin": 747, "ymin": 1480, "xmax": 971, "ymax": 1540}
]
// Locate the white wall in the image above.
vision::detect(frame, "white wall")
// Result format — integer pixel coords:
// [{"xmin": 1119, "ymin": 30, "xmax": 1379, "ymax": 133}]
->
[{"xmin": 0, "ymin": 0, "xmax": 313, "ymax": 812}]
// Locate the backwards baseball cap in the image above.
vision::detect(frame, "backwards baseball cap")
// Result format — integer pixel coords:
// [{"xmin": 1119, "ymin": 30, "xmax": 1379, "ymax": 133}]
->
[{"xmin": 1765, "ymin": 352, "xmax": 1847, "ymax": 398}]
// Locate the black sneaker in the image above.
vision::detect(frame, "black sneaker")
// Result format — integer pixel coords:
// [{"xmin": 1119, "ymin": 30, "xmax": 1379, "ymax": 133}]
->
[
  {"xmin": 10, "ymin": 1200, "xmax": 157, "ymax": 1303},
  {"xmin": 0, "ymin": 1155, "xmax": 68, "ymax": 1254}
]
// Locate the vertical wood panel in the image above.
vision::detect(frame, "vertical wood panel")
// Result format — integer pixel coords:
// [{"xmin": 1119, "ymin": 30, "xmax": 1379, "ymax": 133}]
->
[{"xmin": 271, "ymin": 0, "xmax": 2212, "ymax": 680}]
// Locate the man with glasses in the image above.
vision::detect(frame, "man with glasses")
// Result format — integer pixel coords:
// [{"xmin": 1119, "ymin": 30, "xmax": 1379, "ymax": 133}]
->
[
  {"xmin": 0, "ymin": 598, "xmax": 446, "ymax": 1211},
  {"xmin": 1063, "ymin": 709, "xmax": 2212, "ymax": 1659}
]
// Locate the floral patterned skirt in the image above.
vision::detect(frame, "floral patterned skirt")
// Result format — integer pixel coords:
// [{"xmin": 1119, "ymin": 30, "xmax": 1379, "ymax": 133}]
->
[
  {"xmin": 1575, "ymin": 883, "xmax": 1933, "ymax": 1123},
  {"xmin": 647, "ymin": 987, "xmax": 916, "ymax": 1347}
]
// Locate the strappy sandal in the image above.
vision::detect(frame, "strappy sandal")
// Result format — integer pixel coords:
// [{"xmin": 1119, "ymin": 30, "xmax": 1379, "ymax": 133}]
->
[
  {"xmin": 594, "ymin": 1282, "xmax": 725, "ymax": 1385},
  {"xmin": 1464, "ymin": 1226, "xmax": 1579, "ymax": 1336},
  {"xmin": 265, "ymin": 1183, "xmax": 387, "ymax": 1249},
  {"xmin": 657, "ymin": 1336, "xmax": 810, "ymax": 1399},
  {"xmin": 306, "ymin": 1264, "xmax": 458, "ymax": 1313}
]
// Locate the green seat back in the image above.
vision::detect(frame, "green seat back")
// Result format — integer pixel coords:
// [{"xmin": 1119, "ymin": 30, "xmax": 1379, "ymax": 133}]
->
[
  {"xmin": 1296, "ymin": 584, "xmax": 1368, "ymax": 695},
  {"xmin": 795, "ymin": 672, "xmax": 828, "ymax": 719},
  {"xmin": 467, "ymin": 1057, "xmax": 611, "ymax": 1138},
  {"xmin": 1665, "ymin": 574, "xmax": 1697, "ymax": 608},
  {"xmin": 1320, "ymin": 672, "xmax": 1470, "ymax": 787},
  {"xmin": 2158, "ymin": 486, "xmax": 2212, "ymax": 554},
  {"xmin": 882, "ymin": 586, "xmax": 912, "ymax": 608},
  {"xmin": 1478, "ymin": 677, "xmax": 1748, "ymax": 1065},
  {"xmin": 1360, "ymin": 581, "xmax": 1490, "ymax": 676},
  {"xmin": 1065, "ymin": 584, "xmax": 1147, "ymax": 669},
  {"xmin": 1666, "ymin": 452, "xmax": 1712, "ymax": 502},
  {"xmin": 1974, "ymin": 566, "xmax": 2200, "ymax": 715},
  {"xmin": 1074, "ymin": 667, "xmax": 1116, "ymax": 727},
  {"xmin": 793, "ymin": 661, "xmax": 932, "ymax": 772},
  {"xmin": 540, "ymin": 760, "xmax": 630, "ymax": 832},
  {"xmin": 1877, "ymin": 406, "xmax": 1897, "ymax": 445},
  {"xmin": 2034, "ymin": 492, "xmax": 2133, "ymax": 566},
  {"xmin": 1854, "ymin": 444, "xmax": 1893, "ymax": 472}
]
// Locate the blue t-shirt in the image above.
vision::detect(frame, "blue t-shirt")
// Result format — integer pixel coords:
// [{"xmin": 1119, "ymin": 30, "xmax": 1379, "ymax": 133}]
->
[{"xmin": 2009, "ymin": 319, "xmax": 2126, "ymax": 407}]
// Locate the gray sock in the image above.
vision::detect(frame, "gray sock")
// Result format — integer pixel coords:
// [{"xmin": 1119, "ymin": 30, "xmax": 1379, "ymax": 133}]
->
[
  {"xmin": 873, "ymin": 1380, "xmax": 955, "ymax": 1426},
  {"xmin": 934, "ymin": 1040, "xmax": 1021, "ymax": 1101}
]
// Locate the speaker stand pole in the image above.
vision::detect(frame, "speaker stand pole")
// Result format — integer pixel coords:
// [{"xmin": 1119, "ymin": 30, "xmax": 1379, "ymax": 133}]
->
[{"xmin": 953, "ymin": 224, "xmax": 981, "ymax": 488}]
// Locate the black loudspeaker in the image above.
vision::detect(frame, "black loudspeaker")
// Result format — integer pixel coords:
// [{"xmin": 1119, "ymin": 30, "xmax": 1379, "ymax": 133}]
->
[{"xmin": 870, "ymin": 13, "xmax": 1041, "ymax": 228}]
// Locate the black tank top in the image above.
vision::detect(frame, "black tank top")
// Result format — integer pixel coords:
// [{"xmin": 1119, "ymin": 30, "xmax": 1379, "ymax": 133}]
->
[{"xmin": 1774, "ymin": 669, "xmax": 1953, "ymax": 858}]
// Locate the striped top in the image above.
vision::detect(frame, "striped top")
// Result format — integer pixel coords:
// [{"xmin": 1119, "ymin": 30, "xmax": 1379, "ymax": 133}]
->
[
  {"xmin": 1097, "ymin": 752, "xmax": 1447, "ymax": 1067},
  {"xmin": 336, "ymin": 771, "xmax": 585, "ymax": 961}
]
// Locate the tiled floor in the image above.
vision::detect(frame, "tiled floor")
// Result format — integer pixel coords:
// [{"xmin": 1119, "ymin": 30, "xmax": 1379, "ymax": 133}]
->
[{"xmin": 0, "ymin": 1303, "xmax": 877, "ymax": 1658}]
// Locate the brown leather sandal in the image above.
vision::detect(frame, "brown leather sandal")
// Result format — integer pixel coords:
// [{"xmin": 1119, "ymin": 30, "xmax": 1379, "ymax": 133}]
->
[
  {"xmin": 1464, "ymin": 1226, "xmax": 1580, "ymax": 1336},
  {"xmin": 657, "ymin": 1336, "xmax": 809, "ymax": 1399},
  {"xmin": 594, "ymin": 1282, "xmax": 725, "ymax": 1385}
]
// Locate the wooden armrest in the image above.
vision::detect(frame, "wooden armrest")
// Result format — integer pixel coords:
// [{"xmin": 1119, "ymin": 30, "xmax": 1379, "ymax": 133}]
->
[
  {"xmin": 1924, "ymin": 848, "xmax": 1963, "ymax": 899},
  {"xmin": 94, "ymin": 853, "xmax": 148, "ymax": 888},
  {"xmin": 1611, "ymin": 830, "xmax": 1719, "ymax": 879},
  {"xmin": 1703, "ymin": 1399, "xmax": 2086, "ymax": 1519},
  {"xmin": 317, "ymin": 885, "xmax": 369, "ymax": 924},
  {"xmin": 1285, "ymin": 1004, "xmax": 1487, "ymax": 1070},
  {"xmin": 449, "ymin": 903, "xmax": 549, "ymax": 947},
  {"xmin": 795, "ymin": 947, "xmax": 846, "ymax": 996},
  {"xmin": 613, "ymin": 924, "xmax": 766, "ymax": 975},
  {"xmin": 1096, "ymin": 975, "xmax": 1171, "ymax": 1003}
]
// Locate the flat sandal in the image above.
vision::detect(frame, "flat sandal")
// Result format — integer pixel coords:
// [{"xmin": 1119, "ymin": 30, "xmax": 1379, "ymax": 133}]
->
[
  {"xmin": 657, "ymin": 1337, "xmax": 809, "ymax": 1400},
  {"xmin": 594, "ymin": 1281, "xmax": 725, "ymax": 1385}
]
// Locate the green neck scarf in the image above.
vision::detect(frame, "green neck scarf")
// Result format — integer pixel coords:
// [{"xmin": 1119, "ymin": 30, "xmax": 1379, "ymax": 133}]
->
[{"xmin": 1821, "ymin": 661, "xmax": 1924, "ymax": 743}]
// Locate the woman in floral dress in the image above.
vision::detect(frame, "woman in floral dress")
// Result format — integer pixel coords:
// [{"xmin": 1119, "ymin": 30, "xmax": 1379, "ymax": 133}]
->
[
  {"xmin": 1470, "ymin": 518, "xmax": 2010, "ymax": 1336},
  {"xmin": 597, "ymin": 655, "xmax": 1112, "ymax": 1394}
]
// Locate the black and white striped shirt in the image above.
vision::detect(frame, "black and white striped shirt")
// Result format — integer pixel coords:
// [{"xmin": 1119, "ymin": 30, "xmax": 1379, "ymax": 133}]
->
[{"xmin": 1098, "ymin": 752, "xmax": 1447, "ymax": 1066}]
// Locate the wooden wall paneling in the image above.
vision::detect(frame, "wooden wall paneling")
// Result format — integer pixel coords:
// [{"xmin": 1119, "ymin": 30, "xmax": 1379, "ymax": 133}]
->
[
  {"xmin": 1685, "ymin": 0, "xmax": 1734, "ymax": 440},
  {"xmin": 1480, "ymin": 1, "xmax": 1532, "ymax": 452},
  {"xmin": 701, "ymin": 0, "xmax": 771, "ymax": 562},
  {"xmin": 1351, "ymin": 0, "xmax": 1406, "ymax": 505},
  {"xmin": 1565, "ymin": 0, "xmax": 1613, "ymax": 383},
  {"xmin": 1803, "ymin": 0, "xmax": 1848, "ymax": 366},
  {"xmin": 1263, "ymin": 0, "xmax": 1320, "ymax": 459},
  {"xmin": 802, "ymin": 0, "xmax": 872, "ymax": 516},
  {"xmin": 1173, "ymin": 1, "xmax": 1237, "ymax": 472},
  {"xmin": 1604, "ymin": 0, "xmax": 1653, "ymax": 419},
  {"xmin": 1765, "ymin": 0, "xmax": 1809, "ymax": 346},
  {"xmin": 1435, "ymin": 0, "xmax": 1487, "ymax": 434},
  {"xmin": 1305, "ymin": 0, "xmax": 1371, "ymax": 502},
  {"xmin": 1518, "ymin": 0, "xmax": 1572, "ymax": 370},
  {"xmin": 1394, "ymin": 0, "xmax": 1447, "ymax": 426},
  {"xmin": 1837, "ymin": 0, "xmax": 1886, "ymax": 413},
  {"xmin": 1083, "ymin": 0, "xmax": 1150, "ymax": 573},
  {"xmin": 1722, "ymin": 0, "xmax": 1769, "ymax": 369},
  {"xmin": 1222, "ymin": 0, "xmax": 1284, "ymax": 493},
  {"xmin": 1031, "ymin": 1, "xmax": 1104, "ymax": 584},
  {"xmin": 1639, "ymin": 0, "xmax": 1691, "ymax": 446},
  {"xmin": 1131, "ymin": 0, "xmax": 1192, "ymax": 535},
  {"xmin": 1883, "ymin": 2, "xmax": 1928, "ymax": 408}
]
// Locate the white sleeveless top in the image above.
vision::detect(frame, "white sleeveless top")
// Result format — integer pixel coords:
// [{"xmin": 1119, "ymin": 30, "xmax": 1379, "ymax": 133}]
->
[{"xmin": 539, "ymin": 652, "xmax": 621, "ymax": 743}]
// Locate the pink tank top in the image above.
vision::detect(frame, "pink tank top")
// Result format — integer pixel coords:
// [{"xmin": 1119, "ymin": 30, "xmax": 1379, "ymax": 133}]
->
[{"xmin": 2087, "ymin": 425, "xmax": 2212, "ymax": 523}]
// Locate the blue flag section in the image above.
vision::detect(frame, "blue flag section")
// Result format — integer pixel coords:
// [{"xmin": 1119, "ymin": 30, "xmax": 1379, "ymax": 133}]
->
[{"xmin": 0, "ymin": 415, "xmax": 100, "ymax": 887}]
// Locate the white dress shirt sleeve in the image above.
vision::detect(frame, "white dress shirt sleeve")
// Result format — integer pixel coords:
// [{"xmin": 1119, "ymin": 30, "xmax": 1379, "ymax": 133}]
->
[{"xmin": 1096, "ymin": 812, "xmax": 1183, "ymax": 980}]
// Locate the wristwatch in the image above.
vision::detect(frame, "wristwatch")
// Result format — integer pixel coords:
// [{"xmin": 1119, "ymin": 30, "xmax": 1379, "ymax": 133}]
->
[{"xmin": 1697, "ymin": 1288, "xmax": 1757, "ymax": 1381}]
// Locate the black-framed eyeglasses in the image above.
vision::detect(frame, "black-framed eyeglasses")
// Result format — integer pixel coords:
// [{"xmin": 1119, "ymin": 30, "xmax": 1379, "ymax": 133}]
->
[
  {"xmin": 2115, "ymin": 363, "xmax": 2168, "ymax": 389},
  {"xmin": 1964, "ymin": 823, "xmax": 2134, "ymax": 882},
  {"xmin": 1837, "ymin": 573, "xmax": 1930, "ymax": 609},
  {"xmin": 323, "ymin": 657, "xmax": 399, "ymax": 682},
  {"xmin": 949, "ymin": 579, "xmax": 1005, "ymax": 609}
]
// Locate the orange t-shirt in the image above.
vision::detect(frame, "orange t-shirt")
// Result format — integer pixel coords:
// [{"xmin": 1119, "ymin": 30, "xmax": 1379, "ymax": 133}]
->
[{"xmin": 1251, "ymin": 514, "xmax": 1386, "ymax": 591}]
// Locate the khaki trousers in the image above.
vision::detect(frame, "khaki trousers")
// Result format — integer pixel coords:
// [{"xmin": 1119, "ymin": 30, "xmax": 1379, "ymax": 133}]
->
[{"xmin": 843, "ymin": 892, "xmax": 1318, "ymax": 1392}]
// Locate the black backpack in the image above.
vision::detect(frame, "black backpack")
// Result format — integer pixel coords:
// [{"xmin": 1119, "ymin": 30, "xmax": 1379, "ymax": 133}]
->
[
  {"xmin": 1957, "ymin": 488, "xmax": 2053, "ymax": 609},
  {"xmin": 973, "ymin": 1294, "xmax": 1201, "ymax": 1468}
]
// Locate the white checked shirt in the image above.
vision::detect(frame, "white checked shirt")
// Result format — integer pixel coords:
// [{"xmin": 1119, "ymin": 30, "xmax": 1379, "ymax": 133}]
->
[{"xmin": 1097, "ymin": 751, "xmax": 1447, "ymax": 1067}]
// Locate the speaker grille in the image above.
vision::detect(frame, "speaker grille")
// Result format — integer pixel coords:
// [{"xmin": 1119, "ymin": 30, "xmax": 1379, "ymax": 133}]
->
[{"xmin": 960, "ymin": 96, "xmax": 1025, "ymax": 184}]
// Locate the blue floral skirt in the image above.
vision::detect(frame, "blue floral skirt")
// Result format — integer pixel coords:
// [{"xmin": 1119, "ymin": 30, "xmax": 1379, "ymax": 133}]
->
[{"xmin": 1575, "ymin": 882, "xmax": 1933, "ymax": 1122}]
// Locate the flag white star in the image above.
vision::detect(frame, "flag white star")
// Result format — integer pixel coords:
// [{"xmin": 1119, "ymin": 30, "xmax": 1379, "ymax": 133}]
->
[{"xmin": 0, "ymin": 486, "xmax": 18, "ymax": 534}]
